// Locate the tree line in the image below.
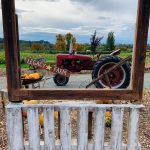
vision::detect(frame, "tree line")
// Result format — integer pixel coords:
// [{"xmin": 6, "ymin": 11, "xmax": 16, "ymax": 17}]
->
[{"xmin": 1, "ymin": 32, "xmax": 149, "ymax": 54}]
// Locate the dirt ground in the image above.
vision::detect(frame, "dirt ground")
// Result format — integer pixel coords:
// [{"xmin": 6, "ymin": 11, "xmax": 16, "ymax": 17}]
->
[{"xmin": 0, "ymin": 90, "xmax": 150, "ymax": 150}]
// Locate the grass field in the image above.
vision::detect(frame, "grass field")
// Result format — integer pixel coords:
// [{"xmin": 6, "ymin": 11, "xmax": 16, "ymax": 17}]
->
[{"xmin": 0, "ymin": 50, "xmax": 150, "ymax": 68}]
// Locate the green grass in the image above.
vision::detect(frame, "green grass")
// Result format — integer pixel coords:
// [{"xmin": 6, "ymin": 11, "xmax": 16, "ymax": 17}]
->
[{"xmin": 0, "ymin": 50, "xmax": 150, "ymax": 68}]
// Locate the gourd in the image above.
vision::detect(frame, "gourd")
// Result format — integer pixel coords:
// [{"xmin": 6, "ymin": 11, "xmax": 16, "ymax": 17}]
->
[
  {"xmin": 22, "ymin": 100, "xmax": 39, "ymax": 117},
  {"xmin": 39, "ymin": 112, "xmax": 59, "ymax": 127},
  {"xmin": 22, "ymin": 73, "xmax": 40, "ymax": 79}
]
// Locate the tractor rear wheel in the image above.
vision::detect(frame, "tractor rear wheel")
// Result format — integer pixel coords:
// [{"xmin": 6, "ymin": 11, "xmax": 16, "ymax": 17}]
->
[
  {"xmin": 92, "ymin": 56, "xmax": 130, "ymax": 89},
  {"xmin": 53, "ymin": 74, "xmax": 69, "ymax": 86}
]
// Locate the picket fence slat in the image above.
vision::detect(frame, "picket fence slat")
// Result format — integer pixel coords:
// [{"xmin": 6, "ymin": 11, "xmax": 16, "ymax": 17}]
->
[
  {"xmin": 94, "ymin": 108, "xmax": 106, "ymax": 150},
  {"xmin": 60, "ymin": 108, "xmax": 72, "ymax": 150},
  {"xmin": 44, "ymin": 107, "xmax": 55, "ymax": 150},
  {"xmin": 6, "ymin": 106, "xmax": 24, "ymax": 150},
  {"xmin": 111, "ymin": 107, "xmax": 124, "ymax": 150},
  {"xmin": 127, "ymin": 108, "xmax": 140, "ymax": 150},
  {"xmin": 27, "ymin": 107, "xmax": 40, "ymax": 150},
  {"xmin": 6, "ymin": 103, "xmax": 143, "ymax": 150},
  {"xmin": 77, "ymin": 107, "xmax": 89, "ymax": 150}
]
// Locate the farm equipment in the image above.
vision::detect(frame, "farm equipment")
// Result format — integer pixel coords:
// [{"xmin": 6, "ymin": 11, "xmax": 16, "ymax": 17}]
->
[
  {"xmin": 25, "ymin": 47, "xmax": 131, "ymax": 89},
  {"xmin": 54, "ymin": 49, "xmax": 131, "ymax": 88}
]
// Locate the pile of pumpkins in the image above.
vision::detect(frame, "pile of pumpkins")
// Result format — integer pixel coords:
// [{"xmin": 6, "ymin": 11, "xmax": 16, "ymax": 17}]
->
[
  {"xmin": 22, "ymin": 100, "xmax": 111, "ymax": 127},
  {"xmin": 22, "ymin": 100, "xmax": 58, "ymax": 127},
  {"xmin": 22, "ymin": 73, "xmax": 41, "ymax": 80}
]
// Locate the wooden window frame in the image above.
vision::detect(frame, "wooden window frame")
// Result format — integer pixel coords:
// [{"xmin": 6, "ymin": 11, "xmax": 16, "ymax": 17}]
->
[{"xmin": 1, "ymin": 0, "xmax": 150, "ymax": 101}]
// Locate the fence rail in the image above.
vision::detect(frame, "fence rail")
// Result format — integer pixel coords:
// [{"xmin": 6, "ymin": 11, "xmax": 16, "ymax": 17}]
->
[{"xmin": 6, "ymin": 102, "xmax": 143, "ymax": 150}]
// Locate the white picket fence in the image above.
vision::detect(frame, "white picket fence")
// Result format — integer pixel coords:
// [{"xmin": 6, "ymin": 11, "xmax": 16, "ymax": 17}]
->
[{"xmin": 6, "ymin": 102, "xmax": 143, "ymax": 150}]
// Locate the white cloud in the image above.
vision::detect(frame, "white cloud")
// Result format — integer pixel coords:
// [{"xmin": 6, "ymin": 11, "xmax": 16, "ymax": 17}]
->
[{"xmin": 0, "ymin": 0, "xmax": 149, "ymax": 43}]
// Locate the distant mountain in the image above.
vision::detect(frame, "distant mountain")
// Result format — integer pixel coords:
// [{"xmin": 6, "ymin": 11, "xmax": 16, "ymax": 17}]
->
[{"xmin": 0, "ymin": 38, "xmax": 51, "ymax": 44}]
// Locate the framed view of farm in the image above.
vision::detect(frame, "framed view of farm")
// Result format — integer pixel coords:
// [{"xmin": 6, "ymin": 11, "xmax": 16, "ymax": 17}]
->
[{"xmin": 1, "ymin": 0, "xmax": 150, "ymax": 101}]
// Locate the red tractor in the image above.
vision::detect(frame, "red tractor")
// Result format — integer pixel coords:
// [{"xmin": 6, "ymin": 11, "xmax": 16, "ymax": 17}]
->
[{"xmin": 53, "ymin": 49, "xmax": 131, "ymax": 89}]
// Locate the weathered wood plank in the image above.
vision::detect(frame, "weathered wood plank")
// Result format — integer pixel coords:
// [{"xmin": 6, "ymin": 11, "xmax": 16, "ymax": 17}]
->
[
  {"xmin": 1, "ymin": 0, "xmax": 20, "ymax": 101},
  {"xmin": 6, "ymin": 103, "xmax": 143, "ymax": 150},
  {"xmin": 15, "ymin": 89, "xmax": 134, "ymax": 101},
  {"xmin": 94, "ymin": 108, "xmax": 106, "ymax": 150},
  {"xmin": 127, "ymin": 108, "xmax": 140, "ymax": 150},
  {"xmin": 131, "ymin": 0, "xmax": 150, "ymax": 100},
  {"xmin": 27, "ymin": 107, "xmax": 40, "ymax": 150},
  {"xmin": 6, "ymin": 104, "xmax": 24, "ymax": 150},
  {"xmin": 77, "ymin": 107, "xmax": 89, "ymax": 150},
  {"xmin": 111, "ymin": 107, "xmax": 124, "ymax": 150},
  {"xmin": 25, "ymin": 141, "xmax": 136, "ymax": 150},
  {"xmin": 43, "ymin": 107, "xmax": 55, "ymax": 150},
  {"xmin": 15, "ymin": 14, "xmax": 21, "ymax": 88},
  {"xmin": 60, "ymin": 108, "xmax": 71, "ymax": 150}
]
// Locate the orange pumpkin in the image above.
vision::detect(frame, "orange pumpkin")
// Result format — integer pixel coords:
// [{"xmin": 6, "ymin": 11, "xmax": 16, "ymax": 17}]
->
[
  {"xmin": 22, "ymin": 100, "xmax": 39, "ymax": 117},
  {"xmin": 39, "ymin": 112, "xmax": 59, "ymax": 127},
  {"xmin": 22, "ymin": 73, "xmax": 40, "ymax": 79},
  {"xmin": 39, "ymin": 113, "xmax": 44, "ymax": 126},
  {"xmin": 96, "ymin": 100, "xmax": 112, "ymax": 104},
  {"xmin": 105, "ymin": 111, "xmax": 111, "ymax": 118}
]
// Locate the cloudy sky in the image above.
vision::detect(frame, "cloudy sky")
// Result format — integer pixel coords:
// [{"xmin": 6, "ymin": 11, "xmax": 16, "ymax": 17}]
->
[{"xmin": 0, "ymin": 0, "xmax": 149, "ymax": 44}]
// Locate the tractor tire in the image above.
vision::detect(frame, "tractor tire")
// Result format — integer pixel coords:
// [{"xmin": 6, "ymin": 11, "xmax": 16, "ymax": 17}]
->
[
  {"xmin": 92, "ymin": 56, "xmax": 131, "ymax": 89},
  {"xmin": 53, "ymin": 74, "xmax": 69, "ymax": 86}
]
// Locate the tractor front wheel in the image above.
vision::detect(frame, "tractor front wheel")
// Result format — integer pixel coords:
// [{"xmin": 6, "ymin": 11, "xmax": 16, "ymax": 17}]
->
[
  {"xmin": 92, "ymin": 56, "xmax": 130, "ymax": 89},
  {"xmin": 53, "ymin": 74, "xmax": 69, "ymax": 86}
]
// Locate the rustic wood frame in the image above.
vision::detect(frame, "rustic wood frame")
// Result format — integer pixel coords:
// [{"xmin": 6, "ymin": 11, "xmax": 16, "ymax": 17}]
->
[{"xmin": 1, "ymin": 0, "xmax": 150, "ymax": 101}]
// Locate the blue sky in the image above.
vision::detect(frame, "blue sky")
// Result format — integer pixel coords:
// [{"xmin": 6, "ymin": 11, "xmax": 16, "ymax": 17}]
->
[{"xmin": 0, "ymin": 0, "xmax": 149, "ymax": 44}]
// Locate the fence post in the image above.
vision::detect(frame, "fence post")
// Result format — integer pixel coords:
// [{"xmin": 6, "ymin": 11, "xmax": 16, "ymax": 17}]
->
[{"xmin": 6, "ymin": 103, "xmax": 24, "ymax": 150}]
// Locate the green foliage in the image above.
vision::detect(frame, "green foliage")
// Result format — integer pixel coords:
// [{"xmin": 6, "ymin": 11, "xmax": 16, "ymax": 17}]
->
[
  {"xmin": 65, "ymin": 32, "xmax": 73, "ymax": 51},
  {"xmin": 90, "ymin": 31, "xmax": 103, "ymax": 54},
  {"xmin": 31, "ymin": 43, "xmax": 44, "ymax": 52},
  {"xmin": 106, "ymin": 32, "xmax": 115, "ymax": 51},
  {"xmin": 55, "ymin": 34, "xmax": 66, "ymax": 51},
  {"xmin": 0, "ymin": 52, "xmax": 5, "ymax": 64}
]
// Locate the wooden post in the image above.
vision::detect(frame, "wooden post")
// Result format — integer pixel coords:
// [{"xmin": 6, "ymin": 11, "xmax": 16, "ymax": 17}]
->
[
  {"xmin": 131, "ymin": 0, "xmax": 150, "ymax": 100},
  {"xmin": 1, "ymin": 0, "xmax": 20, "ymax": 101},
  {"xmin": 15, "ymin": 14, "xmax": 21, "ymax": 87},
  {"xmin": 6, "ymin": 103, "xmax": 24, "ymax": 150}
]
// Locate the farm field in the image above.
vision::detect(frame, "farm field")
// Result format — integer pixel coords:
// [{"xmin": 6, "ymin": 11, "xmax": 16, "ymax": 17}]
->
[{"xmin": 0, "ymin": 50, "xmax": 150, "ymax": 68}]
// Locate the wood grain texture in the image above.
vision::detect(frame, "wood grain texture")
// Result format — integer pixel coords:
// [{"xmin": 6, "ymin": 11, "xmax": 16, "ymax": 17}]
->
[
  {"xmin": 94, "ymin": 108, "xmax": 106, "ymax": 150},
  {"xmin": 43, "ymin": 107, "xmax": 55, "ymax": 150},
  {"xmin": 1, "ymin": 0, "xmax": 20, "ymax": 101},
  {"xmin": 60, "ymin": 108, "xmax": 72, "ymax": 150},
  {"xmin": 6, "ymin": 103, "xmax": 143, "ymax": 150},
  {"xmin": 1, "ymin": 0, "xmax": 149, "ymax": 102},
  {"xmin": 6, "ymin": 104, "xmax": 24, "ymax": 150},
  {"xmin": 77, "ymin": 107, "xmax": 89, "ymax": 150},
  {"xmin": 131, "ymin": 0, "xmax": 150, "ymax": 100},
  {"xmin": 27, "ymin": 107, "xmax": 40, "ymax": 150},
  {"xmin": 111, "ymin": 107, "xmax": 124, "ymax": 150},
  {"xmin": 15, "ymin": 89, "xmax": 134, "ymax": 101},
  {"xmin": 127, "ymin": 108, "xmax": 140, "ymax": 150}
]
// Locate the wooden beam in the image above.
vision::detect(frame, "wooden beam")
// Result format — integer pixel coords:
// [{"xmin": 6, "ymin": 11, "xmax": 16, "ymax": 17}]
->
[
  {"xmin": 13, "ymin": 89, "xmax": 134, "ymax": 101},
  {"xmin": 15, "ymin": 14, "xmax": 21, "ymax": 89},
  {"xmin": 1, "ymin": 0, "xmax": 20, "ymax": 101},
  {"xmin": 131, "ymin": 0, "xmax": 150, "ymax": 100}
]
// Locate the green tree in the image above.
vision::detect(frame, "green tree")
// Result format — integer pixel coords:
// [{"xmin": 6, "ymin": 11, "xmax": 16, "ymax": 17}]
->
[
  {"xmin": 76, "ymin": 44, "xmax": 84, "ymax": 51},
  {"xmin": 65, "ymin": 32, "xmax": 73, "ymax": 51},
  {"xmin": 90, "ymin": 31, "xmax": 103, "ymax": 55},
  {"xmin": 31, "ymin": 43, "xmax": 44, "ymax": 52},
  {"xmin": 72, "ymin": 37, "xmax": 77, "ymax": 51},
  {"xmin": 55, "ymin": 34, "xmax": 66, "ymax": 51},
  {"xmin": 106, "ymin": 32, "xmax": 115, "ymax": 51}
]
